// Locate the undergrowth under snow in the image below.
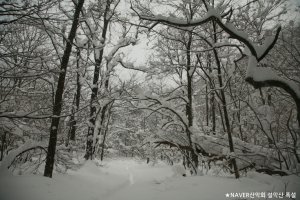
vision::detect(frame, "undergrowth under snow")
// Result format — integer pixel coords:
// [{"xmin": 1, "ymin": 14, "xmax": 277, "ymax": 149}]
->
[{"xmin": 0, "ymin": 158, "xmax": 299, "ymax": 200}]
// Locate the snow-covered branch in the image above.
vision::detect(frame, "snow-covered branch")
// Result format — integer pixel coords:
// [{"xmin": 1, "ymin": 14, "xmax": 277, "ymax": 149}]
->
[
  {"xmin": 0, "ymin": 140, "xmax": 47, "ymax": 174},
  {"xmin": 117, "ymin": 59, "xmax": 148, "ymax": 73},
  {"xmin": 132, "ymin": 5, "xmax": 281, "ymax": 61}
]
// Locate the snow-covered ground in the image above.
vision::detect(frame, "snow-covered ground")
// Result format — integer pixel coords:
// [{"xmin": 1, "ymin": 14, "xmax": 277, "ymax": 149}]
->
[{"xmin": 0, "ymin": 158, "xmax": 299, "ymax": 200}]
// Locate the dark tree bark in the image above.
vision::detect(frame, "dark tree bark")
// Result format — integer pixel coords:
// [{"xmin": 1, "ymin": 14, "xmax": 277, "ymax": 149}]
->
[
  {"xmin": 205, "ymin": 84, "xmax": 209, "ymax": 126},
  {"xmin": 207, "ymin": 53, "xmax": 216, "ymax": 133},
  {"xmin": 43, "ymin": 0, "xmax": 85, "ymax": 178},
  {"xmin": 212, "ymin": 19, "xmax": 239, "ymax": 178},
  {"xmin": 66, "ymin": 95, "xmax": 76, "ymax": 147},
  {"xmin": 0, "ymin": 132, "xmax": 6, "ymax": 161},
  {"xmin": 69, "ymin": 48, "xmax": 82, "ymax": 143},
  {"xmin": 94, "ymin": 77, "xmax": 110, "ymax": 153},
  {"xmin": 100, "ymin": 106, "xmax": 112, "ymax": 161},
  {"xmin": 213, "ymin": 48, "xmax": 239, "ymax": 178},
  {"xmin": 185, "ymin": 29, "xmax": 198, "ymax": 173},
  {"xmin": 84, "ymin": 0, "xmax": 110, "ymax": 160},
  {"xmin": 228, "ymin": 81, "xmax": 244, "ymax": 141},
  {"xmin": 287, "ymin": 109, "xmax": 300, "ymax": 163}
]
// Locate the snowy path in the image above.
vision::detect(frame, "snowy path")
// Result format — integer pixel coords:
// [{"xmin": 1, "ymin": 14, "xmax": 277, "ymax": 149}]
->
[
  {"xmin": 1, "ymin": 158, "xmax": 300, "ymax": 200},
  {"xmin": 96, "ymin": 159, "xmax": 300, "ymax": 200},
  {"xmin": 100, "ymin": 159, "xmax": 174, "ymax": 200}
]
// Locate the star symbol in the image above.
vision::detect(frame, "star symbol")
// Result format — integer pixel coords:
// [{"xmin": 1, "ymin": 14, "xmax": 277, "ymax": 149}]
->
[{"xmin": 225, "ymin": 193, "xmax": 230, "ymax": 198}]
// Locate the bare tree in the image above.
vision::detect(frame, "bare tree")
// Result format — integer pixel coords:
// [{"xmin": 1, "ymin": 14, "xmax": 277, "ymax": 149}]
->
[{"xmin": 44, "ymin": 0, "xmax": 85, "ymax": 178}]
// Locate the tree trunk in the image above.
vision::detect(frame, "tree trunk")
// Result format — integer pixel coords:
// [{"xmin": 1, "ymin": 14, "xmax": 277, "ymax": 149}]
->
[
  {"xmin": 0, "ymin": 132, "xmax": 6, "ymax": 161},
  {"xmin": 84, "ymin": 1, "xmax": 110, "ymax": 160},
  {"xmin": 186, "ymin": 30, "xmax": 198, "ymax": 174},
  {"xmin": 213, "ymin": 48, "xmax": 239, "ymax": 178},
  {"xmin": 43, "ymin": 0, "xmax": 85, "ymax": 178},
  {"xmin": 100, "ymin": 111, "xmax": 111, "ymax": 161},
  {"xmin": 69, "ymin": 48, "xmax": 82, "ymax": 142},
  {"xmin": 205, "ymin": 84, "xmax": 209, "ymax": 126},
  {"xmin": 95, "ymin": 78, "xmax": 110, "ymax": 150},
  {"xmin": 65, "ymin": 95, "xmax": 76, "ymax": 147},
  {"xmin": 207, "ymin": 53, "xmax": 216, "ymax": 133},
  {"xmin": 212, "ymin": 20, "xmax": 239, "ymax": 178}
]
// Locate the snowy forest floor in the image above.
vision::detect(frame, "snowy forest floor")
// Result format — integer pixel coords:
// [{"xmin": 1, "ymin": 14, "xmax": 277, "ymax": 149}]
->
[{"xmin": 1, "ymin": 158, "xmax": 300, "ymax": 200}]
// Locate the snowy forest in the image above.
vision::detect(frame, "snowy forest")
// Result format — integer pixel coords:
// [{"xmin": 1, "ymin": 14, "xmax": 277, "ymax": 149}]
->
[{"xmin": 0, "ymin": 0, "xmax": 300, "ymax": 199}]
